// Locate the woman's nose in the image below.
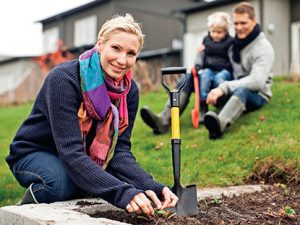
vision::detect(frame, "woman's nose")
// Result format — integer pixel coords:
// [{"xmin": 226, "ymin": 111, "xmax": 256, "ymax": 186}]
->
[{"xmin": 117, "ymin": 53, "xmax": 126, "ymax": 65}]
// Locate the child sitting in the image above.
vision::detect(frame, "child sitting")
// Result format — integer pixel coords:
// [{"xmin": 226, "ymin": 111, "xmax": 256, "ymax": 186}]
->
[{"xmin": 195, "ymin": 12, "xmax": 234, "ymax": 123}]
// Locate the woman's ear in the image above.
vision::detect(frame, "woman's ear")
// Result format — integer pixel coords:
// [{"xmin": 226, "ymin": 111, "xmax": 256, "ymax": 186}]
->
[{"xmin": 96, "ymin": 39, "xmax": 102, "ymax": 52}]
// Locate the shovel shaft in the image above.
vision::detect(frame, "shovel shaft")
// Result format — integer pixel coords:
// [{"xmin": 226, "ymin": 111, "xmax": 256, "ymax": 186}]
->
[
  {"xmin": 171, "ymin": 139, "xmax": 181, "ymax": 188},
  {"xmin": 171, "ymin": 107, "xmax": 180, "ymax": 139}
]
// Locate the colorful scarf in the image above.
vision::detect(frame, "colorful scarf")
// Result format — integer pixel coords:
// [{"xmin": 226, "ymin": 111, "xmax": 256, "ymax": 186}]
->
[{"xmin": 78, "ymin": 48, "xmax": 131, "ymax": 169}]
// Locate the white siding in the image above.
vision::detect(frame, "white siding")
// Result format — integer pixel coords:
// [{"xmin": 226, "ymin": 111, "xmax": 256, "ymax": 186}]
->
[
  {"xmin": 0, "ymin": 60, "xmax": 35, "ymax": 94},
  {"xmin": 43, "ymin": 27, "xmax": 59, "ymax": 54},
  {"xmin": 263, "ymin": 0, "xmax": 290, "ymax": 75},
  {"xmin": 74, "ymin": 15, "xmax": 97, "ymax": 47}
]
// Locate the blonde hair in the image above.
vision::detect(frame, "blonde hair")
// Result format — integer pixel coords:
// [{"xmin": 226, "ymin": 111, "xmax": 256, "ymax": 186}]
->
[
  {"xmin": 98, "ymin": 14, "xmax": 144, "ymax": 51},
  {"xmin": 207, "ymin": 12, "xmax": 231, "ymax": 31}
]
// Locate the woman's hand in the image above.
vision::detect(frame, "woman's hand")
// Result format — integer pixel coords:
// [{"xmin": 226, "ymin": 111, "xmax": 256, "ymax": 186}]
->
[
  {"xmin": 126, "ymin": 187, "xmax": 178, "ymax": 215},
  {"xmin": 160, "ymin": 187, "xmax": 178, "ymax": 209},
  {"xmin": 126, "ymin": 191, "xmax": 159, "ymax": 215}
]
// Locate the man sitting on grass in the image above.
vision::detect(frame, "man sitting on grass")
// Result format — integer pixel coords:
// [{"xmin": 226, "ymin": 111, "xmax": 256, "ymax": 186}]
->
[{"xmin": 203, "ymin": 2, "xmax": 275, "ymax": 139}]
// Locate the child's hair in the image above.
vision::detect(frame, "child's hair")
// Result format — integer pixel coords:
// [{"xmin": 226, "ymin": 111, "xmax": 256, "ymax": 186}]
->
[
  {"xmin": 207, "ymin": 12, "xmax": 231, "ymax": 31},
  {"xmin": 233, "ymin": 2, "xmax": 255, "ymax": 20},
  {"xmin": 98, "ymin": 13, "xmax": 145, "ymax": 51}
]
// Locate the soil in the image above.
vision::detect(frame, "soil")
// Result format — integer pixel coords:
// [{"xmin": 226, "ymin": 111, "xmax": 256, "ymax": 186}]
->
[{"xmin": 90, "ymin": 184, "xmax": 299, "ymax": 225}]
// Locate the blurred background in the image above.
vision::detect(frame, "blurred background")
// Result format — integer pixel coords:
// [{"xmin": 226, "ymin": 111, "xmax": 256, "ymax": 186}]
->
[{"xmin": 0, "ymin": 0, "xmax": 299, "ymax": 105}]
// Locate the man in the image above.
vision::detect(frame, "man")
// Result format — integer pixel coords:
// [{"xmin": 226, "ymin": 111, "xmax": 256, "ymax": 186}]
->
[
  {"xmin": 203, "ymin": 2, "xmax": 274, "ymax": 139},
  {"xmin": 140, "ymin": 2, "xmax": 274, "ymax": 139}
]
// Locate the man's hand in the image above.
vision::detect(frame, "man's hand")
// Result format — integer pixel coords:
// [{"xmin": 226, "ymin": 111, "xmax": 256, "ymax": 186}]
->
[
  {"xmin": 206, "ymin": 88, "xmax": 224, "ymax": 105},
  {"xmin": 197, "ymin": 44, "xmax": 205, "ymax": 53}
]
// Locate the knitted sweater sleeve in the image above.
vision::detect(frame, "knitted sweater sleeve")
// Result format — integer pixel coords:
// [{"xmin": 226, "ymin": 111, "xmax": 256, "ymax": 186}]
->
[
  {"xmin": 44, "ymin": 64, "xmax": 144, "ymax": 209},
  {"xmin": 219, "ymin": 37, "xmax": 274, "ymax": 95},
  {"xmin": 106, "ymin": 81, "xmax": 164, "ymax": 197}
]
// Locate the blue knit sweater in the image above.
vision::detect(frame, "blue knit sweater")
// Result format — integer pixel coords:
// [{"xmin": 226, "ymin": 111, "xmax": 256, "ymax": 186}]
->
[{"xmin": 7, "ymin": 60, "xmax": 164, "ymax": 209}]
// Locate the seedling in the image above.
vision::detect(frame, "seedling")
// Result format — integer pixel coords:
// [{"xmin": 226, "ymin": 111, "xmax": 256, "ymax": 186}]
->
[
  {"xmin": 137, "ymin": 208, "xmax": 176, "ymax": 222},
  {"xmin": 283, "ymin": 206, "xmax": 296, "ymax": 216},
  {"xmin": 213, "ymin": 197, "xmax": 222, "ymax": 206},
  {"xmin": 275, "ymin": 183, "xmax": 289, "ymax": 195}
]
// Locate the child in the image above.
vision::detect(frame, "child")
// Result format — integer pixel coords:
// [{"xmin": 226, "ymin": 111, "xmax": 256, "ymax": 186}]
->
[
  {"xmin": 195, "ymin": 12, "xmax": 234, "ymax": 123},
  {"xmin": 140, "ymin": 12, "xmax": 233, "ymax": 134}
]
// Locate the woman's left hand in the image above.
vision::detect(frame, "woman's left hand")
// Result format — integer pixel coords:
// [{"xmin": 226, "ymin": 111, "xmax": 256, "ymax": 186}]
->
[{"xmin": 159, "ymin": 187, "xmax": 178, "ymax": 209}]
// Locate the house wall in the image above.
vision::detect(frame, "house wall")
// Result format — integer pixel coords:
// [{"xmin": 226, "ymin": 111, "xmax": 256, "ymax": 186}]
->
[
  {"xmin": 290, "ymin": 0, "xmax": 300, "ymax": 74},
  {"xmin": 0, "ymin": 59, "xmax": 43, "ymax": 105},
  {"xmin": 263, "ymin": 0, "xmax": 290, "ymax": 75},
  {"xmin": 41, "ymin": 0, "xmax": 199, "ymax": 53},
  {"xmin": 43, "ymin": 2, "xmax": 114, "ymax": 51},
  {"xmin": 184, "ymin": 0, "xmax": 290, "ymax": 76}
]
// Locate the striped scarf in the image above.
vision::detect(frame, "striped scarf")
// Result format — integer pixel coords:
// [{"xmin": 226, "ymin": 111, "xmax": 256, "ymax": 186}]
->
[{"xmin": 78, "ymin": 48, "xmax": 131, "ymax": 169}]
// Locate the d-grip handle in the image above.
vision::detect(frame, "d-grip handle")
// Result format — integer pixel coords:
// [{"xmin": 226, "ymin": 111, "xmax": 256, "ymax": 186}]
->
[
  {"xmin": 160, "ymin": 67, "xmax": 187, "ymax": 95},
  {"xmin": 161, "ymin": 67, "xmax": 186, "ymax": 75}
]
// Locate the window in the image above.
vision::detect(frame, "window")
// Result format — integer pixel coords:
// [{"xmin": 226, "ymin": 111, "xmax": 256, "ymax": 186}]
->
[
  {"xmin": 74, "ymin": 15, "xmax": 97, "ymax": 47},
  {"xmin": 291, "ymin": 22, "xmax": 300, "ymax": 74},
  {"xmin": 43, "ymin": 27, "xmax": 59, "ymax": 53}
]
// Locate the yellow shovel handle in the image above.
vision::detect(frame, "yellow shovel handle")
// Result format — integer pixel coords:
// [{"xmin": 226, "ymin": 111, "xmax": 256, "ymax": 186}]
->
[{"xmin": 171, "ymin": 107, "xmax": 180, "ymax": 139}]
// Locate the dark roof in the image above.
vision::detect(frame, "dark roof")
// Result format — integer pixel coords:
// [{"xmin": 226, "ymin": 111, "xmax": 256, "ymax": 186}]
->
[
  {"xmin": 37, "ymin": 0, "xmax": 109, "ymax": 24},
  {"xmin": 178, "ymin": 0, "xmax": 241, "ymax": 14}
]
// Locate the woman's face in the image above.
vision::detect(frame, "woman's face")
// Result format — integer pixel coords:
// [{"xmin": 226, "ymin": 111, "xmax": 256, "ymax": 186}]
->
[{"xmin": 97, "ymin": 31, "xmax": 140, "ymax": 80}]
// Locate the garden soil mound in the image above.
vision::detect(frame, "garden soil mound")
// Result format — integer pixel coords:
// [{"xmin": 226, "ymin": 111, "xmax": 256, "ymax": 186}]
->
[{"xmin": 91, "ymin": 184, "xmax": 299, "ymax": 225}]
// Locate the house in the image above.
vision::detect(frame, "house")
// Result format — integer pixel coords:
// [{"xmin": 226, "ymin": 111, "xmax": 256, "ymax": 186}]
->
[
  {"xmin": 37, "ymin": 0, "xmax": 205, "ymax": 92},
  {"xmin": 180, "ymin": 0, "xmax": 300, "ymax": 76},
  {"xmin": 1, "ymin": 0, "xmax": 299, "ymax": 105},
  {"xmin": 0, "ymin": 56, "xmax": 43, "ymax": 105}
]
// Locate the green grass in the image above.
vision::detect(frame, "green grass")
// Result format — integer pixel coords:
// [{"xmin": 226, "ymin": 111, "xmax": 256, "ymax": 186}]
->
[
  {"xmin": 0, "ymin": 103, "xmax": 33, "ymax": 206},
  {"xmin": 1, "ymin": 79, "xmax": 299, "ymax": 206}
]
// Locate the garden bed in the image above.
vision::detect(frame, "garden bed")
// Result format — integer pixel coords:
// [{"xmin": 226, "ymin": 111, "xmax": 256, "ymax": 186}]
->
[{"xmin": 90, "ymin": 184, "xmax": 299, "ymax": 225}]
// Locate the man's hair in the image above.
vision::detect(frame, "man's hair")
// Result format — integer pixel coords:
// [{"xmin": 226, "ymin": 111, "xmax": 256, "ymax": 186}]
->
[{"xmin": 233, "ymin": 2, "xmax": 255, "ymax": 20}]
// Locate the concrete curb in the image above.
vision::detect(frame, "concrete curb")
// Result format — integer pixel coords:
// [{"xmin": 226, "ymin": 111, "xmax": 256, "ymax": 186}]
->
[{"xmin": 0, "ymin": 185, "xmax": 267, "ymax": 225}]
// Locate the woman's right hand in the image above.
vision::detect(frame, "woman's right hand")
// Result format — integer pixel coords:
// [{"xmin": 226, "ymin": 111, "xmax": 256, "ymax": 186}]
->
[{"xmin": 126, "ymin": 192, "xmax": 159, "ymax": 215}]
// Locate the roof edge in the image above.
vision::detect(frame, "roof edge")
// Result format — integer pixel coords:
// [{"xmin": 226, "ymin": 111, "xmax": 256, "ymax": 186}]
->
[{"xmin": 36, "ymin": 0, "xmax": 109, "ymax": 24}]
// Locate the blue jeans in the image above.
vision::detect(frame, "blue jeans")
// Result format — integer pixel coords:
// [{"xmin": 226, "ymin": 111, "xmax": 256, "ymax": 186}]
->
[
  {"xmin": 233, "ymin": 87, "xmax": 267, "ymax": 111},
  {"xmin": 12, "ymin": 151, "xmax": 84, "ymax": 203},
  {"xmin": 200, "ymin": 68, "xmax": 231, "ymax": 101}
]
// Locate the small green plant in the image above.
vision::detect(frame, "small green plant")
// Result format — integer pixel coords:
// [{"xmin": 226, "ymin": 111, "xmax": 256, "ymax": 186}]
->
[
  {"xmin": 153, "ymin": 208, "xmax": 176, "ymax": 219},
  {"xmin": 213, "ymin": 197, "xmax": 222, "ymax": 206},
  {"xmin": 137, "ymin": 208, "xmax": 176, "ymax": 222},
  {"xmin": 275, "ymin": 183, "xmax": 289, "ymax": 195},
  {"xmin": 283, "ymin": 206, "xmax": 296, "ymax": 216}
]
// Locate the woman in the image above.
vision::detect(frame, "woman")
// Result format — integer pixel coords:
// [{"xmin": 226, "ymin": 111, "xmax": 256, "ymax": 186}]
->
[{"xmin": 6, "ymin": 14, "xmax": 178, "ymax": 215}]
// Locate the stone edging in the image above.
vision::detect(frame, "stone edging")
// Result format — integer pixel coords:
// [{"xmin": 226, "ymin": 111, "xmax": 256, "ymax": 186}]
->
[{"xmin": 0, "ymin": 185, "xmax": 268, "ymax": 225}]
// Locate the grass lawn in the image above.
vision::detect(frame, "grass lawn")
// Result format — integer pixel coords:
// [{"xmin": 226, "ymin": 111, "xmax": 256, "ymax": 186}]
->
[{"xmin": 0, "ymin": 78, "xmax": 299, "ymax": 207}]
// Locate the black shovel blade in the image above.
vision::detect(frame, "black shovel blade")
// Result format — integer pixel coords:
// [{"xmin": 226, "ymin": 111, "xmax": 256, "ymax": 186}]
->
[{"xmin": 170, "ymin": 184, "xmax": 198, "ymax": 216}]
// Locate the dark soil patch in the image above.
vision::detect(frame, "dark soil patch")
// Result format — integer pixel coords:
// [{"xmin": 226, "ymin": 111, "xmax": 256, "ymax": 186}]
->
[{"xmin": 91, "ymin": 184, "xmax": 299, "ymax": 225}]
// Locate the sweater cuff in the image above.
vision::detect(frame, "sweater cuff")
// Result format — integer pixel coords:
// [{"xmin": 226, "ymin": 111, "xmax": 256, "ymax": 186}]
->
[
  {"xmin": 117, "ymin": 188, "xmax": 144, "ymax": 209},
  {"xmin": 143, "ymin": 180, "xmax": 165, "ymax": 198},
  {"xmin": 219, "ymin": 82, "xmax": 230, "ymax": 95}
]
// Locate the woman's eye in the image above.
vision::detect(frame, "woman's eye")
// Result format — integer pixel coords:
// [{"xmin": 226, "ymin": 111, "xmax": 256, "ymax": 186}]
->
[
  {"xmin": 112, "ymin": 45, "xmax": 119, "ymax": 50},
  {"xmin": 128, "ymin": 51, "xmax": 136, "ymax": 56}
]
